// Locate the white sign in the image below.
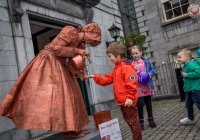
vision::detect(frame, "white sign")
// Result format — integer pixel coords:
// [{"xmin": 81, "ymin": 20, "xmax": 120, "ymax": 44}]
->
[{"xmin": 99, "ymin": 118, "xmax": 122, "ymax": 140}]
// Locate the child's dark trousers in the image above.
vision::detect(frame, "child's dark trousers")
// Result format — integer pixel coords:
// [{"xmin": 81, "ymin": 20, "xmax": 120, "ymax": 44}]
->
[
  {"xmin": 186, "ymin": 91, "xmax": 200, "ymax": 120},
  {"xmin": 120, "ymin": 106, "xmax": 142, "ymax": 140}
]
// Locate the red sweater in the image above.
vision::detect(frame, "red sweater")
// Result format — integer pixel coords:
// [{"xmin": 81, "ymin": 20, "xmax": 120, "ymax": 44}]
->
[{"xmin": 94, "ymin": 60, "xmax": 138, "ymax": 106}]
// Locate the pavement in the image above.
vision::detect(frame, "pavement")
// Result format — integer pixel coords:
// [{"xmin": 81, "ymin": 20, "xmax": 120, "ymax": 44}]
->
[{"xmin": 31, "ymin": 98, "xmax": 200, "ymax": 140}]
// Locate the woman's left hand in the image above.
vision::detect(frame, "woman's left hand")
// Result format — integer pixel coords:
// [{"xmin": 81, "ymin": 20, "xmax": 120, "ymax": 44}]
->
[
  {"xmin": 83, "ymin": 51, "xmax": 92, "ymax": 64},
  {"xmin": 78, "ymin": 43, "xmax": 86, "ymax": 49},
  {"xmin": 84, "ymin": 75, "xmax": 94, "ymax": 79},
  {"xmin": 77, "ymin": 70, "xmax": 88, "ymax": 80}
]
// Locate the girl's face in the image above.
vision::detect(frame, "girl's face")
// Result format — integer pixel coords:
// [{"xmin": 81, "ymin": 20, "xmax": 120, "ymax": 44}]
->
[
  {"xmin": 107, "ymin": 53, "xmax": 121, "ymax": 64},
  {"xmin": 131, "ymin": 48, "xmax": 142, "ymax": 61}
]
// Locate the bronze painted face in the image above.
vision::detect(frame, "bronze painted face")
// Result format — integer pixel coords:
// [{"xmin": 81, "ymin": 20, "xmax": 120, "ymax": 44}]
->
[
  {"xmin": 83, "ymin": 35, "xmax": 101, "ymax": 47},
  {"xmin": 81, "ymin": 23, "xmax": 101, "ymax": 47}
]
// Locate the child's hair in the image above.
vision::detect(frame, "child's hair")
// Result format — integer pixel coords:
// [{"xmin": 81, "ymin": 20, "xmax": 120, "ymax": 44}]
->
[
  {"xmin": 106, "ymin": 42, "xmax": 126, "ymax": 58},
  {"xmin": 178, "ymin": 48, "xmax": 192, "ymax": 59},
  {"xmin": 132, "ymin": 45, "xmax": 142, "ymax": 52},
  {"xmin": 126, "ymin": 42, "xmax": 133, "ymax": 49}
]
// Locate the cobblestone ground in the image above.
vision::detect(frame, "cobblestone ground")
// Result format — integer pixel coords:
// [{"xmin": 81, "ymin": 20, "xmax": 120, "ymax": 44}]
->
[
  {"xmin": 108, "ymin": 99, "xmax": 200, "ymax": 140},
  {"xmin": 31, "ymin": 99, "xmax": 200, "ymax": 140}
]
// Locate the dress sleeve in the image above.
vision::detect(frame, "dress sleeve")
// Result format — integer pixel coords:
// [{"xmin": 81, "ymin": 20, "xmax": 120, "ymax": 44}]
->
[
  {"xmin": 52, "ymin": 46, "xmax": 86, "ymax": 58},
  {"xmin": 51, "ymin": 26, "xmax": 86, "ymax": 57}
]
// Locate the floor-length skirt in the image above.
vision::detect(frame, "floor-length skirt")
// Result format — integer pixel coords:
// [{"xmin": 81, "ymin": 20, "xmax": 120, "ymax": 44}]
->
[{"xmin": 0, "ymin": 49, "xmax": 89, "ymax": 132}]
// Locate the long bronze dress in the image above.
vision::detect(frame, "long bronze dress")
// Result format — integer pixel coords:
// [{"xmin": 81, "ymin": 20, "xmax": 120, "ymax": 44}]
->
[{"xmin": 0, "ymin": 24, "xmax": 101, "ymax": 132}]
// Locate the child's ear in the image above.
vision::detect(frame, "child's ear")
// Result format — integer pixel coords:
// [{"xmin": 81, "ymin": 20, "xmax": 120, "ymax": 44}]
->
[
  {"xmin": 117, "ymin": 54, "xmax": 121, "ymax": 59},
  {"xmin": 186, "ymin": 55, "xmax": 190, "ymax": 60}
]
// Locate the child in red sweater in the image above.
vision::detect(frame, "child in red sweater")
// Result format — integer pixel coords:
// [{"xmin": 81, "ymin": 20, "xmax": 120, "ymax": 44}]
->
[{"xmin": 85, "ymin": 42, "xmax": 142, "ymax": 140}]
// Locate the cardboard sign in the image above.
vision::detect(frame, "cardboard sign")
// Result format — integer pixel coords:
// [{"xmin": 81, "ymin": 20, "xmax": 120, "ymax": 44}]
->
[{"xmin": 99, "ymin": 118, "xmax": 122, "ymax": 140}]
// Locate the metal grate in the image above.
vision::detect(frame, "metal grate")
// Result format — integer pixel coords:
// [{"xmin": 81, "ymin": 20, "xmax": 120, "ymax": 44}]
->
[{"xmin": 152, "ymin": 62, "xmax": 184, "ymax": 97}]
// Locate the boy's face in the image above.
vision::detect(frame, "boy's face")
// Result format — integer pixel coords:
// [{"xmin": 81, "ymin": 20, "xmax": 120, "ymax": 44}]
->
[
  {"xmin": 107, "ymin": 53, "xmax": 121, "ymax": 64},
  {"xmin": 177, "ymin": 52, "xmax": 190, "ymax": 64}
]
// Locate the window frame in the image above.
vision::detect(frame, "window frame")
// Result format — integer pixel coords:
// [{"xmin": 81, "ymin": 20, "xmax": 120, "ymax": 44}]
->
[
  {"xmin": 117, "ymin": 0, "xmax": 140, "ymax": 37},
  {"xmin": 161, "ymin": 0, "xmax": 190, "ymax": 22}
]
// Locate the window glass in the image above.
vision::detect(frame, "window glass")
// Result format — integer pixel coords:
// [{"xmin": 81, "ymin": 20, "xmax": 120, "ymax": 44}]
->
[
  {"xmin": 172, "ymin": 0, "xmax": 180, "ymax": 8},
  {"xmin": 164, "ymin": 1, "xmax": 172, "ymax": 11},
  {"xmin": 162, "ymin": 0, "xmax": 189, "ymax": 22},
  {"xmin": 180, "ymin": 0, "xmax": 188, "ymax": 5},
  {"xmin": 118, "ymin": 0, "xmax": 139, "ymax": 37},
  {"xmin": 174, "ymin": 7, "xmax": 182, "ymax": 17},
  {"xmin": 181, "ymin": 3, "xmax": 189, "ymax": 14},
  {"xmin": 128, "ymin": 4, "xmax": 133, "ymax": 10},
  {"xmin": 131, "ymin": 20, "xmax": 138, "ymax": 25},
  {"xmin": 119, "ymin": 0, "xmax": 126, "ymax": 13},
  {"xmin": 129, "ymin": 9, "xmax": 135, "ymax": 15},
  {"xmin": 166, "ymin": 10, "xmax": 173, "ymax": 20}
]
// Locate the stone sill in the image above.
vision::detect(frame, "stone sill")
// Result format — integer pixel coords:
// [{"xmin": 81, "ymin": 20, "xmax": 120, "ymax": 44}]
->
[{"xmin": 161, "ymin": 16, "xmax": 191, "ymax": 27}]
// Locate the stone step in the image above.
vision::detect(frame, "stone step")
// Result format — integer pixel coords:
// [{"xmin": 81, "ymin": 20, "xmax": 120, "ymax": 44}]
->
[{"xmin": 41, "ymin": 127, "xmax": 100, "ymax": 140}]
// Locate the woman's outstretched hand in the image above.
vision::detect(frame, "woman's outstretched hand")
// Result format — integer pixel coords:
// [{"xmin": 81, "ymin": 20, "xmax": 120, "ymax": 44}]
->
[
  {"xmin": 83, "ymin": 51, "xmax": 92, "ymax": 64},
  {"xmin": 75, "ymin": 48, "xmax": 92, "ymax": 64},
  {"xmin": 84, "ymin": 75, "xmax": 94, "ymax": 79}
]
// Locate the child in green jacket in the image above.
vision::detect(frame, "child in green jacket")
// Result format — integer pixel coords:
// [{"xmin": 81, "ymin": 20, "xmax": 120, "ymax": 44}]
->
[{"xmin": 177, "ymin": 48, "xmax": 200, "ymax": 125}]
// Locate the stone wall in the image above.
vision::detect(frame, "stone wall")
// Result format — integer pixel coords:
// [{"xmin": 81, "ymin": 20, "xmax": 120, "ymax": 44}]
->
[
  {"xmin": 133, "ymin": 0, "xmax": 200, "ymax": 96},
  {"xmin": 133, "ymin": 0, "xmax": 200, "ymax": 65},
  {"xmin": 0, "ymin": 1, "xmax": 24, "ymax": 139},
  {"xmin": 0, "ymin": 0, "xmax": 84, "ymax": 139},
  {"xmin": 87, "ymin": 0, "xmax": 123, "ymax": 113}
]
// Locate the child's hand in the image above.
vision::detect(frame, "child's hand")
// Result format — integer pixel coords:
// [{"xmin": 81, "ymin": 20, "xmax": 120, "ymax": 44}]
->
[
  {"xmin": 84, "ymin": 75, "xmax": 94, "ymax": 79},
  {"xmin": 181, "ymin": 72, "xmax": 187, "ymax": 77},
  {"xmin": 125, "ymin": 99, "xmax": 133, "ymax": 107}
]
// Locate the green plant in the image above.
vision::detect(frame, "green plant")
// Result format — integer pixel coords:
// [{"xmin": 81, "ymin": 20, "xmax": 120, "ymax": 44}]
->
[{"xmin": 120, "ymin": 32, "xmax": 148, "ymax": 55}]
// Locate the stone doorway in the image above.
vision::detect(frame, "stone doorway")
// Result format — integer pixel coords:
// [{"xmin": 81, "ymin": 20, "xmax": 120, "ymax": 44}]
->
[{"xmin": 29, "ymin": 20, "xmax": 62, "ymax": 55}]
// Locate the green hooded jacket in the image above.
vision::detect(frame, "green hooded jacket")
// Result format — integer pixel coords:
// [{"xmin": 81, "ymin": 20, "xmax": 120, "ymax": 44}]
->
[{"xmin": 183, "ymin": 61, "xmax": 200, "ymax": 92}]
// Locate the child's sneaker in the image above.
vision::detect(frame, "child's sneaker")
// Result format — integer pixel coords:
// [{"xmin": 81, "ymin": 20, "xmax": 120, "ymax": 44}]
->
[{"xmin": 180, "ymin": 117, "xmax": 195, "ymax": 125}]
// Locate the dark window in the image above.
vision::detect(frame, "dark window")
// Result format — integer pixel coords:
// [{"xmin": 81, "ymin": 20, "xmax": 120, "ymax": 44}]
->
[
  {"xmin": 172, "ymin": 0, "xmax": 180, "ymax": 8},
  {"xmin": 118, "ymin": 0, "xmax": 140, "ymax": 37},
  {"xmin": 150, "ymin": 51, "xmax": 154, "ymax": 57},
  {"xmin": 166, "ymin": 10, "xmax": 173, "ymax": 20},
  {"xmin": 182, "ymin": 3, "xmax": 189, "ymax": 14},
  {"xmin": 164, "ymin": 1, "xmax": 172, "ymax": 11},
  {"xmin": 162, "ymin": 0, "xmax": 189, "ymax": 21},
  {"xmin": 174, "ymin": 7, "xmax": 182, "ymax": 17}
]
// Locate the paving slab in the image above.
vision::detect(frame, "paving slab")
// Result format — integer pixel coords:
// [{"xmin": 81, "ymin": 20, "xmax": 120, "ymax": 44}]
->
[{"xmin": 41, "ymin": 127, "xmax": 100, "ymax": 140}]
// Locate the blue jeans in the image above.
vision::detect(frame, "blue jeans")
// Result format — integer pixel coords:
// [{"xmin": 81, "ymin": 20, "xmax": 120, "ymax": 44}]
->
[{"xmin": 185, "ymin": 91, "xmax": 200, "ymax": 120}]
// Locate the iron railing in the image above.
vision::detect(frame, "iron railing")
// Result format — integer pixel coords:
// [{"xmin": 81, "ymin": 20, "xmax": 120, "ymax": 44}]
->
[{"xmin": 152, "ymin": 62, "xmax": 183, "ymax": 97}]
